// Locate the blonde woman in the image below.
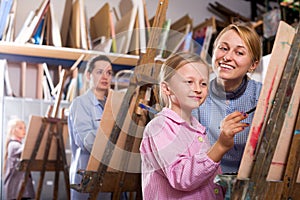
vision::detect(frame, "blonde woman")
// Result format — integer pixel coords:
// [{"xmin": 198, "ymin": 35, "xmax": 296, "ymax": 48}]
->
[{"xmin": 192, "ymin": 24, "xmax": 262, "ymax": 173}]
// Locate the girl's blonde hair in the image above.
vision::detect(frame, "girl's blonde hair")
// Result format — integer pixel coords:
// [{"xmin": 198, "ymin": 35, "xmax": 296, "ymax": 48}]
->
[
  {"xmin": 3, "ymin": 118, "xmax": 25, "ymax": 173},
  {"xmin": 159, "ymin": 52, "xmax": 209, "ymax": 107}
]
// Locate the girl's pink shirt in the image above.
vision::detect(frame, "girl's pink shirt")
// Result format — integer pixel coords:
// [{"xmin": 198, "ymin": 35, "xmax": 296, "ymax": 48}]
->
[{"xmin": 140, "ymin": 108, "xmax": 225, "ymax": 200}]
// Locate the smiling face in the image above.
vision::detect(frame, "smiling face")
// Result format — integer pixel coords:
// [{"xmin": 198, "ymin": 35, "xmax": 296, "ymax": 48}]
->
[
  {"xmin": 161, "ymin": 62, "xmax": 209, "ymax": 115},
  {"xmin": 212, "ymin": 29, "xmax": 259, "ymax": 90}
]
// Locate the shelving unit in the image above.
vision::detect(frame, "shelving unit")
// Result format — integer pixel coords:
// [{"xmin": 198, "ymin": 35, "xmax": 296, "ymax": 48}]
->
[{"xmin": 0, "ymin": 41, "xmax": 139, "ymax": 69}]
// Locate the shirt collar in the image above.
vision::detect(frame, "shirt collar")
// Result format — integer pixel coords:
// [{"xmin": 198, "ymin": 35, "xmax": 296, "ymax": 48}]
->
[
  {"xmin": 159, "ymin": 107, "xmax": 206, "ymax": 133},
  {"xmin": 87, "ymin": 89, "xmax": 107, "ymax": 106},
  {"xmin": 211, "ymin": 75, "xmax": 249, "ymax": 100}
]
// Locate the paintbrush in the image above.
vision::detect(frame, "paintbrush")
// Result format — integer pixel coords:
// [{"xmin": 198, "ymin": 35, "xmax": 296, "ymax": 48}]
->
[
  {"xmin": 245, "ymin": 106, "xmax": 256, "ymax": 114},
  {"xmin": 217, "ymin": 106, "xmax": 256, "ymax": 130},
  {"xmin": 139, "ymin": 103, "xmax": 159, "ymax": 115}
]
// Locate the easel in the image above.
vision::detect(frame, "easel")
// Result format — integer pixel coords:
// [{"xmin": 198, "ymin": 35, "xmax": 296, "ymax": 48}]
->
[
  {"xmin": 70, "ymin": 1, "xmax": 169, "ymax": 199},
  {"xmin": 17, "ymin": 55, "xmax": 84, "ymax": 200},
  {"xmin": 230, "ymin": 22, "xmax": 300, "ymax": 199}
]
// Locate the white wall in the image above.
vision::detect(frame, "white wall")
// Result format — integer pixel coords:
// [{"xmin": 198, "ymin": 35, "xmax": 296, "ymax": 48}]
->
[{"xmin": 13, "ymin": 0, "xmax": 252, "ymax": 35}]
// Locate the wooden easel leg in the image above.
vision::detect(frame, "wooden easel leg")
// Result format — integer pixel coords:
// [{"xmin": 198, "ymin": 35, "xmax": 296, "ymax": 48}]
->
[
  {"xmin": 53, "ymin": 137, "xmax": 60, "ymax": 200},
  {"xmin": 36, "ymin": 121, "xmax": 55, "ymax": 199},
  {"xmin": 112, "ymin": 172, "xmax": 126, "ymax": 200},
  {"xmin": 54, "ymin": 167, "xmax": 60, "ymax": 200},
  {"xmin": 17, "ymin": 121, "xmax": 48, "ymax": 200},
  {"xmin": 129, "ymin": 192, "xmax": 135, "ymax": 200},
  {"xmin": 56, "ymin": 122, "xmax": 70, "ymax": 200}
]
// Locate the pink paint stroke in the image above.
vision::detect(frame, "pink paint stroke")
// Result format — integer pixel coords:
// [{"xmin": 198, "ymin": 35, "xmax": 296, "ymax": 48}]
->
[{"xmin": 248, "ymin": 66, "xmax": 278, "ymax": 157}]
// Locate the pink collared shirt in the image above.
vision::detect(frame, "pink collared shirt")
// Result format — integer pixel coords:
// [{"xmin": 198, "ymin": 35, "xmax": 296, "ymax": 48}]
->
[{"xmin": 140, "ymin": 108, "xmax": 225, "ymax": 200}]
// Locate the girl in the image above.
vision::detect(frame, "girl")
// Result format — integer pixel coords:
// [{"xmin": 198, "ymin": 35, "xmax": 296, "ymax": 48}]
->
[
  {"xmin": 192, "ymin": 24, "xmax": 262, "ymax": 173},
  {"xmin": 140, "ymin": 52, "xmax": 250, "ymax": 199},
  {"xmin": 3, "ymin": 118, "xmax": 35, "ymax": 200}
]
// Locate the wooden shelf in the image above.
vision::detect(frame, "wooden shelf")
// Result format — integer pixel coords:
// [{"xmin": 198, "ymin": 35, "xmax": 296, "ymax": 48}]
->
[{"xmin": 0, "ymin": 42, "xmax": 139, "ymax": 69}]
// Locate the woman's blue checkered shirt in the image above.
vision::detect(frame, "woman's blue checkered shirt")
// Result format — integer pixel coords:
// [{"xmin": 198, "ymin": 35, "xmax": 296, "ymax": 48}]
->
[{"xmin": 192, "ymin": 78, "xmax": 262, "ymax": 173}]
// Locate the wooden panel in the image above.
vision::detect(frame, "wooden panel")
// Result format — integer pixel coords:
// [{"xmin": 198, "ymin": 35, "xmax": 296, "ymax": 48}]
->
[
  {"xmin": 237, "ymin": 21, "xmax": 295, "ymax": 179},
  {"xmin": 115, "ymin": 5, "xmax": 138, "ymax": 54},
  {"xmin": 280, "ymin": 111, "xmax": 300, "ymax": 199},
  {"xmin": 249, "ymin": 22, "xmax": 300, "ymax": 199},
  {"xmin": 21, "ymin": 115, "xmax": 68, "ymax": 160},
  {"xmin": 70, "ymin": 0, "xmax": 81, "ymax": 48},
  {"xmin": 60, "ymin": 0, "xmax": 72, "ymax": 46},
  {"xmin": 267, "ymin": 65, "xmax": 300, "ymax": 181},
  {"xmin": 87, "ymin": 89, "xmax": 142, "ymax": 173},
  {"xmin": 89, "ymin": 3, "xmax": 111, "ymax": 41}
]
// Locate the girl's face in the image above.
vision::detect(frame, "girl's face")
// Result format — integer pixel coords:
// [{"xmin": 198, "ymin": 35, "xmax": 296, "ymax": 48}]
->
[
  {"xmin": 212, "ymin": 29, "xmax": 258, "ymax": 83},
  {"xmin": 163, "ymin": 62, "xmax": 209, "ymax": 113},
  {"xmin": 87, "ymin": 60, "xmax": 113, "ymax": 91},
  {"xmin": 13, "ymin": 122, "xmax": 26, "ymax": 141}
]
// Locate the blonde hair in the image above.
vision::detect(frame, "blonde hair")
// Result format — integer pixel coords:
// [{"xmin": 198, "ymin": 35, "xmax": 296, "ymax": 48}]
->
[
  {"xmin": 213, "ymin": 24, "xmax": 262, "ymax": 64},
  {"xmin": 159, "ymin": 52, "xmax": 209, "ymax": 107},
  {"xmin": 3, "ymin": 118, "xmax": 25, "ymax": 174}
]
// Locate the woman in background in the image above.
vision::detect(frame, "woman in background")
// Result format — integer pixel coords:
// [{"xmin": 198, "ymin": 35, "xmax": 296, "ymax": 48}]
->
[{"xmin": 68, "ymin": 55, "xmax": 113, "ymax": 200}]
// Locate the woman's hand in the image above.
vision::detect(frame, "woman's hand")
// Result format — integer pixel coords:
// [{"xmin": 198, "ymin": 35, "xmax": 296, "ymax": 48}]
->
[
  {"xmin": 218, "ymin": 111, "xmax": 249, "ymax": 150},
  {"xmin": 207, "ymin": 111, "xmax": 249, "ymax": 162}
]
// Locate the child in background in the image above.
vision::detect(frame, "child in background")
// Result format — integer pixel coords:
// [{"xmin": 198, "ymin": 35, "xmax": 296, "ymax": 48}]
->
[
  {"xmin": 3, "ymin": 118, "xmax": 35, "ymax": 200},
  {"xmin": 140, "ymin": 52, "xmax": 250, "ymax": 199}
]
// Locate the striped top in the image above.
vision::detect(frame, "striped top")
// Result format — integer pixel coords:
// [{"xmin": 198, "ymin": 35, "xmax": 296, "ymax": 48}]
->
[
  {"xmin": 140, "ymin": 108, "xmax": 225, "ymax": 200},
  {"xmin": 192, "ymin": 77, "xmax": 262, "ymax": 173}
]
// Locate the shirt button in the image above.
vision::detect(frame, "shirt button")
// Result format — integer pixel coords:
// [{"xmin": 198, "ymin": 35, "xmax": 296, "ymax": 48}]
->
[
  {"xmin": 214, "ymin": 188, "xmax": 219, "ymax": 194},
  {"xmin": 198, "ymin": 136, "xmax": 203, "ymax": 142}
]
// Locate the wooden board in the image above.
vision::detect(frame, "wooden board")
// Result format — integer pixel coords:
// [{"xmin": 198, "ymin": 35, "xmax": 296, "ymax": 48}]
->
[
  {"xmin": 280, "ymin": 113, "xmax": 300, "ymax": 199},
  {"xmin": 170, "ymin": 14, "xmax": 193, "ymax": 33},
  {"xmin": 128, "ymin": 10, "xmax": 139, "ymax": 55},
  {"xmin": 267, "ymin": 67, "xmax": 300, "ymax": 181},
  {"xmin": 237, "ymin": 21, "xmax": 296, "ymax": 179},
  {"xmin": 89, "ymin": 3, "xmax": 111, "ymax": 42},
  {"xmin": 60, "ymin": 0, "xmax": 72, "ymax": 46},
  {"xmin": 115, "ymin": 5, "xmax": 138, "ymax": 54},
  {"xmin": 118, "ymin": 0, "xmax": 133, "ymax": 18},
  {"xmin": 49, "ymin": 2, "xmax": 62, "ymax": 47},
  {"xmin": 21, "ymin": 115, "xmax": 68, "ymax": 160},
  {"xmin": 78, "ymin": 0, "xmax": 88, "ymax": 50},
  {"xmin": 70, "ymin": 0, "xmax": 81, "ymax": 48},
  {"xmin": 163, "ymin": 15, "xmax": 192, "ymax": 59},
  {"xmin": 87, "ymin": 89, "xmax": 143, "ymax": 173},
  {"xmin": 248, "ymin": 22, "xmax": 300, "ymax": 199},
  {"xmin": 14, "ymin": 0, "xmax": 50, "ymax": 44}
]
